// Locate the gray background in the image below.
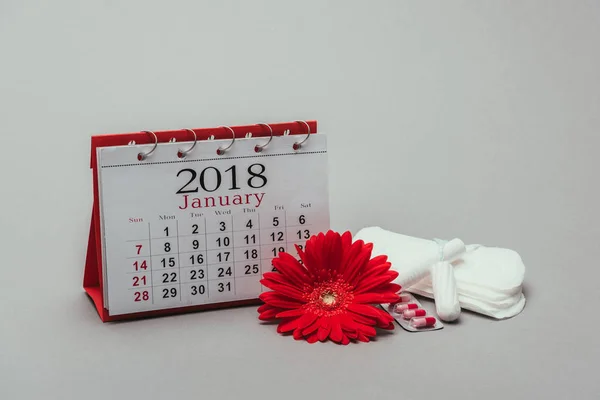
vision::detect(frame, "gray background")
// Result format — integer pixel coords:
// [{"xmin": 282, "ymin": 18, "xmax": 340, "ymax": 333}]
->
[{"xmin": 1, "ymin": 1, "xmax": 599, "ymax": 399}]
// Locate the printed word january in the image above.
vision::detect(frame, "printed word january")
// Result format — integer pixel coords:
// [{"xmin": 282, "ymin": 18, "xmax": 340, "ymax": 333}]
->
[{"xmin": 178, "ymin": 192, "xmax": 266, "ymax": 209}]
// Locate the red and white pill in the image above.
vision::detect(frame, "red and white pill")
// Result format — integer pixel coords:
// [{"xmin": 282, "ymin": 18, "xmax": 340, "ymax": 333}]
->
[
  {"xmin": 397, "ymin": 294, "xmax": 412, "ymax": 303},
  {"xmin": 402, "ymin": 309, "xmax": 427, "ymax": 320},
  {"xmin": 394, "ymin": 303, "xmax": 418, "ymax": 313},
  {"xmin": 409, "ymin": 316, "xmax": 437, "ymax": 329}
]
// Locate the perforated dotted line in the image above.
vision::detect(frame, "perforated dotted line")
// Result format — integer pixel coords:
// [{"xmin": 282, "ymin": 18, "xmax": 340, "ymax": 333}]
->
[{"xmin": 101, "ymin": 151, "xmax": 327, "ymax": 168}]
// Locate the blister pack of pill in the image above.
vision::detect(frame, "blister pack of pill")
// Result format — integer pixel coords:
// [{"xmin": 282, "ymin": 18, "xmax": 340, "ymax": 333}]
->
[{"xmin": 380, "ymin": 292, "xmax": 443, "ymax": 332}]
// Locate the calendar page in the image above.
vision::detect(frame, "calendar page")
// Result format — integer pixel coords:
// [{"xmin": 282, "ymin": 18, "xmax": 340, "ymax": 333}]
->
[{"xmin": 97, "ymin": 134, "xmax": 329, "ymax": 316}]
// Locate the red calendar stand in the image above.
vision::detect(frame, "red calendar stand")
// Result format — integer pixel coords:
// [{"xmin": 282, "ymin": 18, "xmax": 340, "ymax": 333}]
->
[{"xmin": 83, "ymin": 120, "xmax": 318, "ymax": 321}]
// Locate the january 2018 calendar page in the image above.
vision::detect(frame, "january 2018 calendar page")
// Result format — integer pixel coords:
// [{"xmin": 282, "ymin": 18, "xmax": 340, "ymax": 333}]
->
[{"xmin": 97, "ymin": 134, "xmax": 328, "ymax": 316}]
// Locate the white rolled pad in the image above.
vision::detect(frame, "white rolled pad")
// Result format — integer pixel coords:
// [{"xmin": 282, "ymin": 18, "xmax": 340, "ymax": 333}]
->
[
  {"xmin": 396, "ymin": 238, "xmax": 466, "ymax": 288},
  {"xmin": 431, "ymin": 260, "xmax": 461, "ymax": 321}
]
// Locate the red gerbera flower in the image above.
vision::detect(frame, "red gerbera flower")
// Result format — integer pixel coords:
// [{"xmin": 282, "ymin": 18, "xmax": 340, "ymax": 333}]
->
[{"xmin": 258, "ymin": 230, "xmax": 401, "ymax": 344}]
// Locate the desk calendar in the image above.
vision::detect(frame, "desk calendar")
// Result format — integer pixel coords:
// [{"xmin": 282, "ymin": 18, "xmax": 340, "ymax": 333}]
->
[{"xmin": 83, "ymin": 121, "xmax": 329, "ymax": 321}]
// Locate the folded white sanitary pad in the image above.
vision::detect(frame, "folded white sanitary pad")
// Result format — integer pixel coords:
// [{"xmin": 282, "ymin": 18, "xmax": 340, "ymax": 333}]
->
[{"xmin": 354, "ymin": 227, "xmax": 526, "ymax": 319}]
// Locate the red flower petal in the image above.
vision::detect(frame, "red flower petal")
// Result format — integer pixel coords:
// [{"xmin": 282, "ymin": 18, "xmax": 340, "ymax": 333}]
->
[
  {"xmin": 347, "ymin": 310, "xmax": 377, "ymax": 326},
  {"xmin": 260, "ymin": 281, "xmax": 305, "ymax": 301},
  {"xmin": 302, "ymin": 238, "xmax": 321, "ymax": 277},
  {"xmin": 344, "ymin": 329, "xmax": 358, "ymax": 339},
  {"xmin": 355, "ymin": 323, "xmax": 377, "ymax": 337},
  {"xmin": 306, "ymin": 332, "xmax": 319, "ymax": 344},
  {"xmin": 367, "ymin": 283, "xmax": 402, "ymax": 294},
  {"xmin": 341, "ymin": 334, "xmax": 350, "ymax": 345},
  {"xmin": 324, "ymin": 230, "xmax": 343, "ymax": 273},
  {"xmin": 259, "ymin": 307, "xmax": 281, "ymax": 321},
  {"xmin": 351, "ymin": 261, "xmax": 392, "ymax": 286},
  {"xmin": 304, "ymin": 232, "xmax": 324, "ymax": 256},
  {"xmin": 319, "ymin": 232, "xmax": 332, "ymax": 263},
  {"xmin": 354, "ymin": 271, "xmax": 399, "ymax": 294},
  {"xmin": 339, "ymin": 313, "xmax": 359, "ymax": 331},
  {"xmin": 372, "ymin": 311, "xmax": 395, "ymax": 326},
  {"xmin": 340, "ymin": 240, "xmax": 364, "ymax": 277},
  {"xmin": 276, "ymin": 308, "xmax": 306, "ymax": 318},
  {"xmin": 349, "ymin": 304, "xmax": 395, "ymax": 326},
  {"xmin": 302, "ymin": 318, "xmax": 321, "ymax": 336},
  {"xmin": 377, "ymin": 321, "xmax": 395, "ymax": 330},
  {"xmin": 343, "ymin": 245, "xmax": 372, "ymax": 283},
  {"xmin": 347, "ymin": 303, "xmax": 386, "ymax": 320},
  {"xmin": 365, "ymin": 261, "xmax": 392, "ymax": 276},
  {"xmin": 353, "ymin": 292, "xmax": 401, "ymax": 304},
  {"xmin": 293, "ymin": 329, "xmax": 304, "ymax": 340},
  {"xmin": 329, "ymin": 316, "xmax": 343, "ymax": 343},
  {"xmin": 367, "ymin": 254, "xmax": 388, "ymax": 268},
  {"xmin": 357, "ymin": 333, "xmax": 370, "ymax": 342},
  {"xmin": 347, "ymin": 245, "xmax": 375, "ymax": 283},
  {"xmin": 318, "ymin": 324, "xmax": 331, "ymax": 342},
  {"xmin": 357, "ymin": 304, "xmax": 394, "ymax": 323},
  {"xmin": 341, "ymin": 231, "xmax": 352, "ymax": 249},
  {"xmin": 259, "ymin": 292, "xmax": 304, "ymax": 309},
  {"xmin": 295, "ymin": 245, "xmax": 308, "ymax": 268},
  {"xmin": 272, "ymin": 254, "xmax": 311, "ymax": 286},
  {"xmin": 257, "ymin": 303, "xmax": 272, "ymax": 313},
  {"xmin": 296, "ymin": 313, "xmax": 318, "ymax": 330},
  {"xmin": 277, "ymin": 318, "xmax": 298, "ymax": 333},
  {"xmin": 262, "ymin": 272, "xmax": 298, "ymax": 288},
  {"xmin": 317, "ymin": 317, "xmax": 332, "ymax": 341}
]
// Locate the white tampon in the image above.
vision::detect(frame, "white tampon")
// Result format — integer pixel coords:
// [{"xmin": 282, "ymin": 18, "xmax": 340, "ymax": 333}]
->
[
  {"xmin": 431, "ymin": 260, "xmax": 461, "ymax": 321},
  {"xmin": 396, "ymin": 238, "xmax": 466, "ymax": 288}
]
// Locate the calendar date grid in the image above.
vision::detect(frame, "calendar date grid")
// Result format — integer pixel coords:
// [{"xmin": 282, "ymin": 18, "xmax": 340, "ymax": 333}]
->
[{"xmin": 126, "ymin": 211, "xmax": 316, "ymax": 305}]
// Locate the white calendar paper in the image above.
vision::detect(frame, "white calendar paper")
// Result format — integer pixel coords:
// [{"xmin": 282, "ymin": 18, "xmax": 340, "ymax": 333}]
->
[{"xmin": 97, "ymin": 134, "xmax": 329, "ymax": 316}]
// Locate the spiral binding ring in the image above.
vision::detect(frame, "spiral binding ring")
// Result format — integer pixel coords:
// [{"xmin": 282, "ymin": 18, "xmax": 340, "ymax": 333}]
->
[
  {"xmin": 137, "ymin": 131, "xmax": 158, "ymax": 161},
  {"xmin": 177, "ymin": 128, "xmax": 197, "ymax": 158},
  {"xmin": 292, "ymin": 120, "xmax": 311, "ymax": 150},
  {"xmin": 216, "ymin": 126, "xmax": 235, "ymax": 155},
  {"xmin": 254, "ymin": 123, "xmax": 273, "ymax": 153}
]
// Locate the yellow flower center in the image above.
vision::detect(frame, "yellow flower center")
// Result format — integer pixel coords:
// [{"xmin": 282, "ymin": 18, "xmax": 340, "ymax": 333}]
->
[
  {"xmin": 304, "ymin": 278, "xmax": 354, "ymax": 316},
  {"xmin": 321, "ymin": 291, "xmax": 337, "ymax": 306}
]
